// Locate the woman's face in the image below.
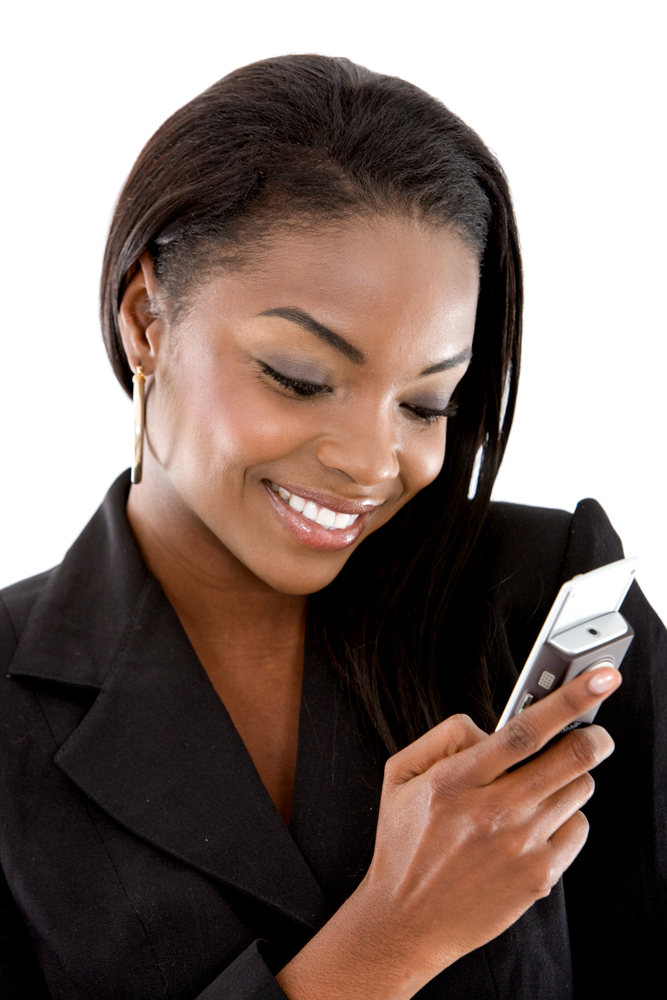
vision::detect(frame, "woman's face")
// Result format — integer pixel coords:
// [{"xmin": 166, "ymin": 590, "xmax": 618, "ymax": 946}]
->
[{"xmin": 134, "ymin": 215, "xmax": 479, "ymax": 595}]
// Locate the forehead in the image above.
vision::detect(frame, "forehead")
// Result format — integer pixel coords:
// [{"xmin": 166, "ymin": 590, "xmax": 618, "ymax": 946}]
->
[{"xmin": 185, "ymin": 215, "xmax": 480, "ymax": 363}]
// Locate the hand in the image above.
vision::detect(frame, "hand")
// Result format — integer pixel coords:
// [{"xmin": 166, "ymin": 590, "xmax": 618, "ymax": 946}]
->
[{"xmin": 277, "ymin": 666, "xmax": 621, "ymax": 1000}]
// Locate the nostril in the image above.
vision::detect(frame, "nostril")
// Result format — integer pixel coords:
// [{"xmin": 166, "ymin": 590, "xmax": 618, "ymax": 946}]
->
[{"xmin": 314, "ymin": 436, "xmax": 400, "ymax": 485}]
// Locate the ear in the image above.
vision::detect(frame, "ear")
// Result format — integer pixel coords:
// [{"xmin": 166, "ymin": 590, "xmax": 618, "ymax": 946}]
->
[{"xmin": 117, "ymin": 251, "xmax": 163, "ymax": 375}]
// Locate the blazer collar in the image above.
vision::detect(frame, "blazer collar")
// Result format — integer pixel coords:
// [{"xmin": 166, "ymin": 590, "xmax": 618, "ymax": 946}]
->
[
  {"xmin": 8, "ymin": 472, "xmax": 332, "ymax": 930},
  {"xmin": 9, "ymin": 472, "xmax": 148, "ymax": 689}
]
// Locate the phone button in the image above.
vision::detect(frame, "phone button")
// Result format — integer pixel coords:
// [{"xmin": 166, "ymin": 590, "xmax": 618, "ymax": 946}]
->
[{"xmin": 583, "ymin": 659, "xmax": 615, "ymax": 673}]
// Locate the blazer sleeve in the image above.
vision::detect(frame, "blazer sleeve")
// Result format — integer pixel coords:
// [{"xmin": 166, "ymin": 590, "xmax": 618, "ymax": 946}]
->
[
  {"xmin": 196, "ymin": 941, "xmax": 289, "ymax": 1000},
  {"xmin": 560, "ymin": 500, "xmax": 667, "ymax": 996},
  {"xmin": 0, "ymin": 878, "xmax": 288, "ymax": 1000}
]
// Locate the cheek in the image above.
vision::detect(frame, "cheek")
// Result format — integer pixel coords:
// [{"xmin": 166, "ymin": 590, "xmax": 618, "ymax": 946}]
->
[
  {"xmin": 401, "ymin": 423, "xmax": 449, "ymax": 496},
  {"xmin": 158, "ymin": 362, "xmax": 313, "ymax": 480}
]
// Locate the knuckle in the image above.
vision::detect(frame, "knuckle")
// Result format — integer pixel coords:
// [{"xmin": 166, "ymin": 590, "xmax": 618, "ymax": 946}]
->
[
  {"xmin": 383, "ymin": 753, "xmax": 404, "ymax": 785},
  {"xmin": 581, "ymin": 772, "xmax": 596, "ymax": 800},
  {"xmin": 563, "ymin": 773, "xmax": 595, "ymax": 813},
  {"xmin": 449, "ymin": 712, "xmax": 474, "ymax": 735},
  {"xmin": 532, "ymin": 861, "xmax": 557, "ymax": 899},
  {"xmin": 473, "ymin": 798, "xmax": 508, "ymax": 840},
  {"xmin": 566, "ymin": 729, "xmax": 600, "ymax": 770},
  {"xmin": 444, "ymin": 713, "xmax": 479, "ymax": 751},
  {"xmin": 501, "ymin": 717, "xmax": 541, "ymax": 756},
  {"xmin": 449, "ymin": 712, "xmax": 473, "ymax": 727},
  {"xmin": 523, "ymin": 765, "xmax": 550, "ymax": 796},
  {"xmin": 588, "ymin": 724, "xmax": 615, "ymax": 756},
  {"xmin": 563, "ymin": 811, "xmax": 591, "ymax": 858},
  {"xmin": 559, "ymin": 683, "xmax": 585, "ymax": 716},
  {"xmin": 429, "ymin": 761, "xmax": 459, "ymax": 798},
  {"xmin": 572, "ymin": 809, "xmax": 591, "ymax": 840},
  {"xmin": 504, "ymin": 828, "xmax": 529, "ymax": 859},
  {"xmin": 561, "ymin": 811, "xmax": 591, "ymax": 861}
]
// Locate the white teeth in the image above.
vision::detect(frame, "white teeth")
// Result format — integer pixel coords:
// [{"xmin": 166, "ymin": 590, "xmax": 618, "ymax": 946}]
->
[
  {"xmin": 303, "ymin": 501, "xmax": 319, "ymax": 521},
  {"xmin": 316, "ymin": 507, "xmax": 336, "ymax": 527},
  {"xmin": 272, "ymin": 481, "xmax": 364, "ymax": 529},
  {"xmin": 272, "ymin": 481, "xmax": 292, "ymax": 501}
]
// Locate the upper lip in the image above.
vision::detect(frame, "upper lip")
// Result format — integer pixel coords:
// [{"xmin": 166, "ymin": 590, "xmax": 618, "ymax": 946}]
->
[{"xmin": 265, "ymin": 479, "xmax": 384, "ymax": 516}]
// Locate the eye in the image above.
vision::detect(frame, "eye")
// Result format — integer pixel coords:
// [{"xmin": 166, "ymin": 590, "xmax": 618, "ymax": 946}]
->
[
  {"xmin": 258, "ymin": 361, "xmax": 332, "ymax": 398},
  {"xmin": 401, "ymin": 401, "xmax": 459, "ymax": 423}
]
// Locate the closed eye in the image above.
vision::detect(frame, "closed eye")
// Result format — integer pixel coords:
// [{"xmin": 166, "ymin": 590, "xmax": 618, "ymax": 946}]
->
[
  {"xmin": 258, "ymin": 361, "xmax": 332, "ymax": 397},
  {"xmin": 258, "ymin": 359, "xmax": 457, "ymax": 419},
  {"xmin": 401, "ymin": 401, "xmax": 459, "ymax": 423}
]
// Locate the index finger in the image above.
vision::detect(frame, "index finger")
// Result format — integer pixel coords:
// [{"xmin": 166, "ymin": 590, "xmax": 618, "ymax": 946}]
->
[{"xmin": 469, "ymin": 666, "xmax": 622, "ymax": 784}]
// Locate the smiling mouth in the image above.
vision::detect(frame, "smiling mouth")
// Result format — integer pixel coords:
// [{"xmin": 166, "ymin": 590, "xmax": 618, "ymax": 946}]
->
[
  {"xmin": 269, "ymin": 481, "xmax": 361, "ymax": 530},
  {"xmin": 263, "ymin": 479, "xmax": 380, "ymax": 552}
]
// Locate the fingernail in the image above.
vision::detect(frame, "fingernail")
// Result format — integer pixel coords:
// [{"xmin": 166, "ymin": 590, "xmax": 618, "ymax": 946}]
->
[{"xmin": 587, "ymin": 670, "xmax": 619, "ymax": 694}]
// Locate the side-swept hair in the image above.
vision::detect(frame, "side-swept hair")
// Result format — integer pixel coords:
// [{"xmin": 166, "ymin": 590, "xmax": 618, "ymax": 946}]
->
[{"xmin": 101, "ymin": 55, "xmax": 522, "ymax": 751}]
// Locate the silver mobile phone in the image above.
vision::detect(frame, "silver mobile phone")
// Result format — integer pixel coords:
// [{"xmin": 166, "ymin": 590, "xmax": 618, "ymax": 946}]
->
[{"xmin": 496, "ymin": 556, "xmax": 638, "ymax": 731}]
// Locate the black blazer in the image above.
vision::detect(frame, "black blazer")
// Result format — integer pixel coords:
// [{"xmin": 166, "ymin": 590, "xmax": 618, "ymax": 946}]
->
[{"xmin": 0, "ymin": 473, "xmax": 665, "ymax": 999}]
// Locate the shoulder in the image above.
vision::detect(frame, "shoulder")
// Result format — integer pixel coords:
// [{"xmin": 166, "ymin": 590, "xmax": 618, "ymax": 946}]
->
[
  {"xmin": 475, "ymin": 500, "xmax": 571, "ymax": 586},
  {"xmin": 478, "ymin": 496, "xmax": 624, "ymax": 582},
  {"xmin": 0, "ymin": 471, "xmax": 142, "ymax": 689},
  {"xmin": 0, "ymin": 569, "xmax": 56, "ymax": 671},
  {"xmin": 475, "ymin": 496, "xmax": 624, "ymax": 591},
  {"xmin": 462, "ymin": 498, "xmax": 625, "ymax": 665}
]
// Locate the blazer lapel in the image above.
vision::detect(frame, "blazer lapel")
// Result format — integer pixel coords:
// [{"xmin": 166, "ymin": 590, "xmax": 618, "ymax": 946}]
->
[
  {"xmin": 290, "ymin": 639, "xmax": 386, "ymax": 910},
  {"xmin": 9, "ymin": 472, "xmax": 331, "ymax": 931}
]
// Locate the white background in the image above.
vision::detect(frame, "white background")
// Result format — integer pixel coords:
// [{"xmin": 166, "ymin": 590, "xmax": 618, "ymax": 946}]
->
[{"xmin": 1, "ymin": 0, "xmax": 665, "ymax": 624}]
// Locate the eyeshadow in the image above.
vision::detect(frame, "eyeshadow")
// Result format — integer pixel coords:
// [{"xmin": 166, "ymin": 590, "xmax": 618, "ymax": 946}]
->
[
  {"xmin": 406, "ymin": 392, "xmax": 452, "ymax": 410},
  {"xmin": 258, "ymin": 353, "xmax": 331, "ymax": 385}
]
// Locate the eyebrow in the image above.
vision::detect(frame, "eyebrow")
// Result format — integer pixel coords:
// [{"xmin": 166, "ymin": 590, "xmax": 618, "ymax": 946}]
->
[
  {"xmin": 259, "ymin": 306, "xmax": 473, "ymax": 375},
  {"xmin": 419, "ymin": 350, "xmax": 473, "ymax": 376},
  {"xmin": 259, "ymin": 307, "xmax": 366, "ymax": 365}
]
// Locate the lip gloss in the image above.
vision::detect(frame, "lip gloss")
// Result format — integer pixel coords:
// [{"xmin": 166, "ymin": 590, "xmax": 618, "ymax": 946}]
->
[{"xmin": 262, "ymin": 481, "xmax": 373, "ymax": 552}]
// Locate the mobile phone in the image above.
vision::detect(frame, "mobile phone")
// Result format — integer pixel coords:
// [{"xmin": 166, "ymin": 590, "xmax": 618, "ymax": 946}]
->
[{"xmin": 496, "ymin": 556, "xmax": 638, "ymax": 731}]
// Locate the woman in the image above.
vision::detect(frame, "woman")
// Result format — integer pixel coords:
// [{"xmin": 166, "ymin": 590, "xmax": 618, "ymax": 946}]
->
[{"xmin": 0, "ymin": 55, "xmax": 664, "ymax": 999}]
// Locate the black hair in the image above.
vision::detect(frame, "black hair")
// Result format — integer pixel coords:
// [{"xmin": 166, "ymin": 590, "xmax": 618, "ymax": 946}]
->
[{"xmin": 101, "ymin": 54, "xmax": 522, "ymax": 751}]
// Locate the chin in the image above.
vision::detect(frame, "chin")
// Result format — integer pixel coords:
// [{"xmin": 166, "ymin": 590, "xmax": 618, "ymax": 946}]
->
[{"xmin": 252, "ymin": 553, "xmax": 349, "ymax": 596}]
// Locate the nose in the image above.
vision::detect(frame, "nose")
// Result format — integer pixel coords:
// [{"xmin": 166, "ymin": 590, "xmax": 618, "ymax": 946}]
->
[{"xmin": 314, "ymin": 410, "xmax": 400, "ymax": 486}]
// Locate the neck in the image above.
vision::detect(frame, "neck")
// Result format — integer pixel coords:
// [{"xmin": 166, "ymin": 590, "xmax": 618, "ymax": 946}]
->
[
  {"xmin": 126, "ymin": 471, "xmax": 308, "ymax": 824},
  {"xmin": 126, "ymin": 473, "xmax": 308, "ymax": 660}
]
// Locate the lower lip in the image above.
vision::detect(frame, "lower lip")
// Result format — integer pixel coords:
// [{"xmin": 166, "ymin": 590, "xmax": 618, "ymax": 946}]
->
[{"xmin": 262, "ymin": 481, "xmax": 371, "ymax": 552}]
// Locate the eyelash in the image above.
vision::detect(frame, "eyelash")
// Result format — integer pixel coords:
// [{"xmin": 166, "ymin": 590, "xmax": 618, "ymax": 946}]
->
[
  {"xmin": 405, "ymin": 401, "xmax": 459, "ymax": 423},
  {"xmin": 258, "ymin": 362, "xmax": 332, "ymax": 397},
  {"xmin": 258, "ymin": 362, "xmax": 458, "ymax": 422}
]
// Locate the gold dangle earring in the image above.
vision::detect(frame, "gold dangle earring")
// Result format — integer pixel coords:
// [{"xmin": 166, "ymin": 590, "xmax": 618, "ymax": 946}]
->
[{"xmin": 131, "ymin": 366, "xmax": 146, "ymax": 484}]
